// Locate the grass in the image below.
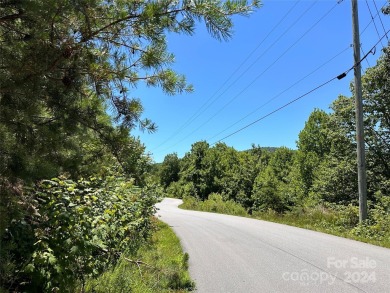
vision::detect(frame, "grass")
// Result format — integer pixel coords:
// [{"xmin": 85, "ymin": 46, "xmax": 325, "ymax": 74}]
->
[
  {"xmin": 180, "ymin": 197, "xmax": 390, "ymax": 249},
  {"xmin": 84, "ymin": 219, "xmax": 195, "ymax": 293}
]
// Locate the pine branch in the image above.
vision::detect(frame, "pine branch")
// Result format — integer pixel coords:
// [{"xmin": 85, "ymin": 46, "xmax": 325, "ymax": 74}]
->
[{"xmin": 0, "ymin": 12, "xmax": 23, "ymax": 24}]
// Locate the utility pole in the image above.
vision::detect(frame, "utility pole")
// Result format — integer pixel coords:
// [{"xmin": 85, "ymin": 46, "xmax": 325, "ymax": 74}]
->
[{"xmin": 351, "ymin": 0, "xmax": 368, "ymax": 222}]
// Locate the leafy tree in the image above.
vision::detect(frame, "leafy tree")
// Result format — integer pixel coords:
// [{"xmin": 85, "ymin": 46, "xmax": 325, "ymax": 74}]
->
[
  {"xmin": 252, "ymin": 167, "xmax": 284, "ymax": 212},
  {"xmin": 169, "ymin": 142, "xmax": 277, "ymax": 209},
  {"xmin": 297, "ymin": 109, "xmax": 331, "ymax": 157},
  {"xmin": 295, "ymin": 109, "xmax": 331, "ymax": 196},
  {"xmin": 232, "ymin": 147, "xmax": 266, "ymax": 209},
  {"xmin": 251, "ymin": 147, "xmax": 294, "ymax": 212},
  {"xmin": 303, "ymin": 46, "xmax": 390, "ymax": 205},
  {"xmin": 267, "ymin": 147, "xmax": 294, "ymax": 183},
  {"xmin": 361, "ymin": 47, "xmax": 390, "ymax": 196},
  {"xmin": 160, "ymin": 153, "xmax": 181, "ymax": 188},
  {"xmin": 310, "ymin": 156, "xmax": 358, "ymax": 204},
  {"xmin": 0, "ymin": 0, "xmax": 260, "ymax": 181},
  {"xmin": 180, "ymin": 141, "xmax": 210, "ymax": 199},
  {"xmin": 319, "ymin": 46, "xmax": 390, "ymax": 202},
  {"xmin": 201, "ymin": 143, "xmax": 238, "ymax": 199},
  {"xmin": 176, "ymin": 142, "xmax": 268, "ymax": 205}
]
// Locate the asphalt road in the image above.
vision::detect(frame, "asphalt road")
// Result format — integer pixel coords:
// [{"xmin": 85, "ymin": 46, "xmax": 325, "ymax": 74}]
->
[{"xmin": 155, "ymin": 198, "xmax": 390, "ymax": 293}]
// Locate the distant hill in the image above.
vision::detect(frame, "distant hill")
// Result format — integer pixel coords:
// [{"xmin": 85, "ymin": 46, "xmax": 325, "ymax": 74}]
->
[
  {"xmin": 258, "ymin": 147, "xmax": 278, "ymax": 153},
  {"xmin": 241, "ymin": 146, "xmax": 279, "ymax": 154}
]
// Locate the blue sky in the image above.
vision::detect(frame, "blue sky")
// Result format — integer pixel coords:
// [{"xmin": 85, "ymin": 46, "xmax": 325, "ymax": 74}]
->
[{"xmin": 133, "ymin": 0, "xmax": 390, "ymax": 163}]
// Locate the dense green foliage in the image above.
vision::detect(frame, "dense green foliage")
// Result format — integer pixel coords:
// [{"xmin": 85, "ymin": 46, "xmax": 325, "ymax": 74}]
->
[
  {"xmin": 1, "ymin": 0, "xmax": 260, "ymax": 291},
  {"xmin": 163, "ymin": 142, "xmax": 297, "ymax": 213},
  {"xmin": 1, "ymin": 175, "xmax": 160, "ymax": 292},
  {"xmin": 161, "ymin": 42, "xmax": 390, "ymax": 247},
  {"xmin": 182, "ymin": 193, "xmax": 247, "ymax": 216},
  {"xmin": 159, "ymin": 153, "xmax": 181, "ymax": 188},
  {"xmin": 85, "ymin": 220, "xmax": 194, "ymax": 293}
]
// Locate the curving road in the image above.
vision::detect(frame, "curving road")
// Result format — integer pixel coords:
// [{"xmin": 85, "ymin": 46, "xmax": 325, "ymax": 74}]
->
[{"xmin": 155, "ymin": 198, "xmax": 390, "ymax": 293}]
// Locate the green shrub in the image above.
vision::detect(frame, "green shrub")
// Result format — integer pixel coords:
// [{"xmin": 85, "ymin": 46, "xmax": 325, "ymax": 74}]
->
[
  {"xmin": 2, "ymin": 174, "xmax": 159, "ymax": 292},
  {"xmin": 181, "ymin": 196, "xmax": 199, "ymax": 210},
  {"xmin": 181, "ymin": 193, "xmax": 247, "ymax": 217},
  {"xmin": 350, "ymin": 197, "xmax": 390, "ymax": 243}
]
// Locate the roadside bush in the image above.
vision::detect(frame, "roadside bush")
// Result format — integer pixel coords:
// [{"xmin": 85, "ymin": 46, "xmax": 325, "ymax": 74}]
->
[
  {"xmin": 350, "ymin": 196, "xmax": 390, "ymax": 242},
  {"xmin": 181, "ymin": 196, "xmax": 198, "ymax": 210},
  {"xmin": 166, "ymin": 181, "xmax": 197, "ymax": 199},
  {"xmin": 166, "ymin": 181, "xmax": 182, "ymax": 198},
  {"xmin": 181, "ymin": 193, "xmax": 247, "ymax": 216},
  {"xmin": 1, "ymin": 173, "xmax": 159, "ymax": 292}
]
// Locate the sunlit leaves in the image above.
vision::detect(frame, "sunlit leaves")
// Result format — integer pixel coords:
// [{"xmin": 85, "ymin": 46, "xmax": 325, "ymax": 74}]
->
[
  {"xmin": 24, "ymin": 174, "xmax": 160, "ymax": 291},
  {"xmin": 160, "ymin": 153, "xmax": 181, "ymax": 188}
]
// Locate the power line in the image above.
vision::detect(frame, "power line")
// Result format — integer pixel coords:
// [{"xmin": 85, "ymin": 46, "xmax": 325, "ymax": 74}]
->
[
  {"xmin": 361, "ymin": 47, "xmax": 371, "ymax": 67},
  {"xmin": 175, "ymin": 0, "xmax": 303, "ymax": 128},
  {"xmin": 154, "ymin": 1, "xmax": 320, "ymax": 154},
  {"xmin": 201, "ymin": 0, "xmax": 388, "ymax": 145},
  {"xmin": 152, "ymin": 0, "xmax": 389, "ymax": 158},
  {"xmin": 213, "ymin": 9, "xmax": 388, "ymax": 144},
  {"xmin": 360, "ymin": 0, "xmax": 388, "ymax": 36},
  {"xmin": 191, "ymin": 0, "xmax": 316, "ymax": 113},
  {"xmin": 365, "ymin": 0, "xmax": 385, "ymax": 47},
  {"xmin": 207, "ymin": 46, "xmax": 351, "ymax": 142},
  {"xmin": 373, "ymin": 0, "xmax": 389, "ymax": 41},
  {"xmin": 189, "ymin": 0, "xmax": 325, "ymax": 128},
  {"xmin": 207, "ymin": 0, "xmax": 387, "ymax": 140},
  {"xmin": 157, "ymin": 0, "xmax": 341, "ymax": 153},
  {"xmin": 150, "ymin": 1, "xmax": 302, "ymax": 152},
  {"xmin": 210, "ymin": 28, "xmax": 389, "ymax": 146},
  {"xmin": 210, "ymin": 76, "xmax": 338, "ymax": 145},
  {"xmin": 355, "ymin": 0, "xmax": 386, "ymax": 68}
]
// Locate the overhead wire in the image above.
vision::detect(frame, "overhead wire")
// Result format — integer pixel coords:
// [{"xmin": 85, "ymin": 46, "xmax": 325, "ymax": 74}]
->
[
  {"xmin": 360, "ymin": 0, "xmax": 389, "ymax": 35},
  {"xmin": 373, "ymin": 0, "xmax": 389, "ymax": 41},
  {"xmin": 157, "ymin": 0, "xmax": 341, "ymax": 153},
  {"xmin": 361, "ymin": 47, "xmax": 372, "ymax": 67},
  {"xmin": 153, "ymin": 0, "xmax": 389, "ymax": 157},
  {"xmin": 210, "ymin": 28, "xmax": 390, "ymax": 146},
  {"xmin": 188, "ymin": 0, "xmax": 315, "ymax": 113},
  {"xmin": 150, "ymin": 0, "xmax": 302, "ymax": 152},
  {"xmin": 208, "ymin": 0, "xmax": 390, "ymax": 144},
  {"xmin": 210, "ymin": 77, "xmax": 338, "ymax": 146},
  {"xmin": 206, "ymin": 46, "xmax": 351, "ymax": 142},
  {"xmin": 358, "ymin": 1, "xmax": 389, "ymax": 70},
  {"xmin": 358, "ymin": 0, "xmax": 387, "ymax": 67},
  {"xmin": 196, "ymin": 0, "xmax": 339, "ymax": 124},
  {"xmin": 154, "ymin": 0, "xmax": 318, "ymax": 153},
  {"xmin": 365, "ymin": 0, "xmax": 385, "ymax": 47}
]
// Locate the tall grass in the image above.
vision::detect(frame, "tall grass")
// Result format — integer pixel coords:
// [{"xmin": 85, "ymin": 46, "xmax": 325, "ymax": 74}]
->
[{"xmin": 84, "ymin": 219, "xmax": 195, "ymax": 292}]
